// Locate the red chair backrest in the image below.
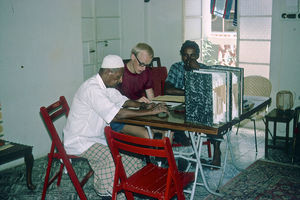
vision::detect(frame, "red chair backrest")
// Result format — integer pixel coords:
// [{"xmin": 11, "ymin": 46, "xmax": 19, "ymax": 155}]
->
[
  {"xmin": 40, "ymin": 96, "xmax": 69, "ymax": 154},
  {"xmin": 104, "ymin": 126, "xmax": 180, "ymax": 179},
  {"xmin": 148, "ymin": 57, "xmax": 167, "ymax": 97},
  {"xmin": 149, "ymin": 66, "xmax": 168, "ymax": 97}
]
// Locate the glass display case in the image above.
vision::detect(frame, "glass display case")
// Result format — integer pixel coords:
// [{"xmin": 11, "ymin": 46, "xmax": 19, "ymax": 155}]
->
[{"xmin": 185, "ymin": 65, "xmax": 244, "ymax": 126}]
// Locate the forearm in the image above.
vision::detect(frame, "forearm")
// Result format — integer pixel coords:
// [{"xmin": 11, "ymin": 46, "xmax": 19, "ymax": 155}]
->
[
  {"xmin": 145, "ymin": 88, "xmax": 155, "ymax": 100},
  {"xmin": 115, "ymin": 102, "xmax": 168, "ymax": 120},
  {"xmin": 164, "ymin": 88, "xmax": 184, "ymax": 96},
  {"xmin": 115, "ymin": 108, "xmax": 155, "ymax": 119},
  {"xmin": 122, "ymin": 100, "xmax": 141, "ymax": 108},
  {"xmin": 164, "ymin": 82, "xmax": 184, "ymax": 96}
]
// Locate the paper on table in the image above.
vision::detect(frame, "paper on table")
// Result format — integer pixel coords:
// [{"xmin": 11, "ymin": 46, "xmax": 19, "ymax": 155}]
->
[
  {"xmin": 152, "ymin": 95, "xmax": 185, "ymax": 103},
  {"xmin": 0, "ymin": 143, "xmax": 13, "ymax": 151},
  {"xmin": 152, "ymin": 101, "xmax": 182, "ymax": 108},
  {"xmin": 127, "ymin": 107, "xmax": 139, "ymax": 110}
]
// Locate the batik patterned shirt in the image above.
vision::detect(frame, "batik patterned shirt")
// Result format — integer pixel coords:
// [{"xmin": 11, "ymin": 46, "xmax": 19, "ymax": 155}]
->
[
  {"xmin": 166, "ymin": 61, "xmax": 208, "ymax": 90},
  {"xmin": 165, "ymin": 61, "xmax": 186, "ymax": 90}
]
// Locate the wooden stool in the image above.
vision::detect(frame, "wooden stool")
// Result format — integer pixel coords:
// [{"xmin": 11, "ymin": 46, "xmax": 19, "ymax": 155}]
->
[{"xmin": 265, "ymin": 109, "xmax": 294, "ymax": 158}]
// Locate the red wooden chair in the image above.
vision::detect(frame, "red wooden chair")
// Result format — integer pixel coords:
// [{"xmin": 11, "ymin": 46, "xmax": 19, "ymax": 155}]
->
[
  {"xmin": 40, "ymin": 96, "xmax": 94, "ymax": 200},
  {"xmin": 149, "ymin": 66, "xmax": 168, "ymax": 97},
  {"xmin": 104, "ymin": 126, "xmax": 195, "ymax": 200}
]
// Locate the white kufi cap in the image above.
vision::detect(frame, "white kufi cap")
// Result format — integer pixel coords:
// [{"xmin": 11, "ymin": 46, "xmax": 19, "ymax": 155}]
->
[{"xmin": 101, "ymin": 55, "xmax": 124, "ymax": 69}]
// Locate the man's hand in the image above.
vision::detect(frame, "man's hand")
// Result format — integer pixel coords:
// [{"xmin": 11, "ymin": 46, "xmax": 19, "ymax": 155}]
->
[
  {"xmin": 137, "ymin": 96, "xmax": 151, "ymax": 103},
  {"xmin": 184, "ymin": 58, "xmax": 200, "ymax": 71},
  {"xmin": 189, "ymin": 59, "xmax": 200, "ymax": 69},
  {"xmin": 116, "ymin": 102, "xmax": 169, "ymax": 120},
  {"xmin": 151, "ymin": 103, "xmax": 169, "ymax": 115},
  {"xmin": 140, "ymin": 102, "xmax": 156, "ymax": 110}
]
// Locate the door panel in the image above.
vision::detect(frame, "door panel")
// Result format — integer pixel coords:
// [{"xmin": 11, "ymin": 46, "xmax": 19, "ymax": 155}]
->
[
  {"xmin": 96, "ymin": 18, "xmax": 120, "ymax": 40},
  {"xmin": 96, "ymin": 0, "xmax": 119, "ymax": 16},
  {"xmin": 81, "ymin": 0, "xmax": 121, "ymax": 80},
  {"xmin": 97, "ymin": 40, "xmax": 121, "ymax": 66},
  {"xmin": 82, "ymin": 18, "xmax": 95, "ymax": 41}
]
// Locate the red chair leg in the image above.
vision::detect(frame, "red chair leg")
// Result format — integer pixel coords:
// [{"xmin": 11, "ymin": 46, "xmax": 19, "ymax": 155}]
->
[
  {"xmin": 42, "ymin": 155, "xmax": 54, "ymax": 200},
  {"xmin": 63, "ymin": 158, "xmax": 87, "ymax": 200},
  {"xmin": 40, "ymin": 97, "xmax": 93, "ymax": 199},
  {"xmin": 57, "ymin": 163, "xmax": 64, "ymax": 186},
  {"xmin": 124, "ymin": 191, "xmax": 134, "ymax": 200},
  {"xmin": 208, "ymin": 141, "xmax": 212, "ymax": 158},
  {"xmin": 203, "ymin": 141, "xmax": 212, "ymax": 158}
]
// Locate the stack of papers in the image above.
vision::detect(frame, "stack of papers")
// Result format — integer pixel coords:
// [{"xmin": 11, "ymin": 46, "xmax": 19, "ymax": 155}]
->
[
  {"xmin": 152, "ymin": 95, "xmax": 185, "ymax": 103},
  {"xmin": 0, "ymin": 142, "xmax": 13, "ymax": 151}
]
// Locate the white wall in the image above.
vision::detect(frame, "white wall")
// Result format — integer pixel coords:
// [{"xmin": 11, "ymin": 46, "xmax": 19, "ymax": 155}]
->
[
  {"xmin": 0, "ymin": 0, "xmax": 83, "ymax": 169},
  {"xmin": 120, "ymin": 0, "xmax": 183, "ymax": 69},
  {"xmin": 120, "ymin": 0, "xmax": 145, "ymax": 58},
  {"xmin": 146, "ymin": 0, "xmax": 183, "ymax": 68},
  {"xmin": 269, "ymin": 0, "xmax": 300, "ymax": 135},
  {"xmin": 270, "ymin": 0, "xmax": 300, "ymax": 108}
]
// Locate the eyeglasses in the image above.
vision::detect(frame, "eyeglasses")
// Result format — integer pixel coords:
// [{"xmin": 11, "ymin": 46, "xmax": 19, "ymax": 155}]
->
[{"xmin": 134, "ymin": 54, "xmax": 153, "ymax": 67}]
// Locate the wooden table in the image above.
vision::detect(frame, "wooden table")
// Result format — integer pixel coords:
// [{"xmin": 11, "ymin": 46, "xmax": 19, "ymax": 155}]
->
[
  {"xmin": 115, "ymin": 96, "xmax": 271, "ymax": 198},
  {"xmin": 265, "ymin": 109, "xmax": 295, "ymax": 158},
  {"xmin": 117, "ymin": 96, "xmax": 271, "ymax": 136},
  {"xmin": 0, "ymin": 140, "xmax": 35, "ymax": 190}
]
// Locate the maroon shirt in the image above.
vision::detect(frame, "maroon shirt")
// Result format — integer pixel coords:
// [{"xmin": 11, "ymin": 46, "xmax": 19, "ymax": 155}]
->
[{"xmin": 117, "ymin": 64, "xmax": 153, "ymax": 100}]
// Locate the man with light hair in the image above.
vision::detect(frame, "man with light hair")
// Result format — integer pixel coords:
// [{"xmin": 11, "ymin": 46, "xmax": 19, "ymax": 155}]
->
[
  {"xmin": 63, "ymin": 55, "xmax": 168, "ymax": 200},
  {"xmin": 112, "ymin": 43, "xmax": 170, "ymax": 139},
  {"xmin": 118, "ymin": 42, "xmax": 155, "ymax": 103}
]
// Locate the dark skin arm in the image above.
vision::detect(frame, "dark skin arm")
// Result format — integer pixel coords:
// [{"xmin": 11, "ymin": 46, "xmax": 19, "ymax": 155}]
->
[
  {"xmin": 114, "ymin": 100, "xmax": 168, "ymax": 120},
  {"xmin": 164, "ymin": 81, "xmax": 185, "ymax": 96},
  {"xmin": 164, "ymin": 57, "xmax": 201, "ymax": 95}
]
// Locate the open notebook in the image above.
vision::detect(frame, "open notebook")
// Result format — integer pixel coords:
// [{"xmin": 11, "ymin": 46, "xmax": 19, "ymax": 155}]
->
[{"xmin": 152, "ymin": 95, "xmax": 185, "ymax": 103}]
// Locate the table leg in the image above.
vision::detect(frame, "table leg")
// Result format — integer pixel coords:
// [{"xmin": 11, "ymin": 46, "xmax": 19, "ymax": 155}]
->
[
  {"xmin": 292, "ymin": 127, "xmax": 296, "ymax": 164},
  {"xmin": 265, "ymin": 119, "xmax": 269, "ymax": 158},
  {"xmin": 286, "ymin": 122, "xmax": 289, "ymax": 153},
  {"xmin": 273, "ymin": 122, "xmax": 277, "ymax": 145},
  {"xmin": 188, "ymin": 132, "xmax": 223, "ymax": 197},
  {"xmin": 24, "ymin": 150, "xmax": 36, "ymax": 190}
]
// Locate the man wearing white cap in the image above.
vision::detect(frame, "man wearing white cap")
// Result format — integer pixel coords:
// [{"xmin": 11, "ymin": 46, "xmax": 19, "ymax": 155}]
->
[{"xmin": 63, "ymin": 55, "xmax": 168, "ymax": 200}]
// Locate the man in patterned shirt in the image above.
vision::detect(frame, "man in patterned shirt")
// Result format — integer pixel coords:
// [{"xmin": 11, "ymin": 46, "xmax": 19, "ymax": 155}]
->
[{"xmin": 164, "ymin": 40, "xmax": 222, "ymax": 167}]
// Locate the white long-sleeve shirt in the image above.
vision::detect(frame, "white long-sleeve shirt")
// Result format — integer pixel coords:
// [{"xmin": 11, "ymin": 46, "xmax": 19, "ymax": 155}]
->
[{"xmin": 63, "ymin": 74, "xmax": 128, "ymax": 155}]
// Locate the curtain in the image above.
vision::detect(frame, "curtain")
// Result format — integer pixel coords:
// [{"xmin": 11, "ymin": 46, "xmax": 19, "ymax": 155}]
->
[{"xmin": 210, "ymin": 0, "xmax": 234, "ymax": 19}]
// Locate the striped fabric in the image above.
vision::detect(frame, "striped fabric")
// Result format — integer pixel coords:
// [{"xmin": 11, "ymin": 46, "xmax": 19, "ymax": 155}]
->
[
  {"xmin": 233, "ymin": 0, "xmax": 237, "ymax": 26},
  {"xmin": 80, "ymin": 143, "xmax": 144, "ymax": 198},
  {"xmin": 210, "ymin": 0, "xmax": 234, "ymax": 19}
]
